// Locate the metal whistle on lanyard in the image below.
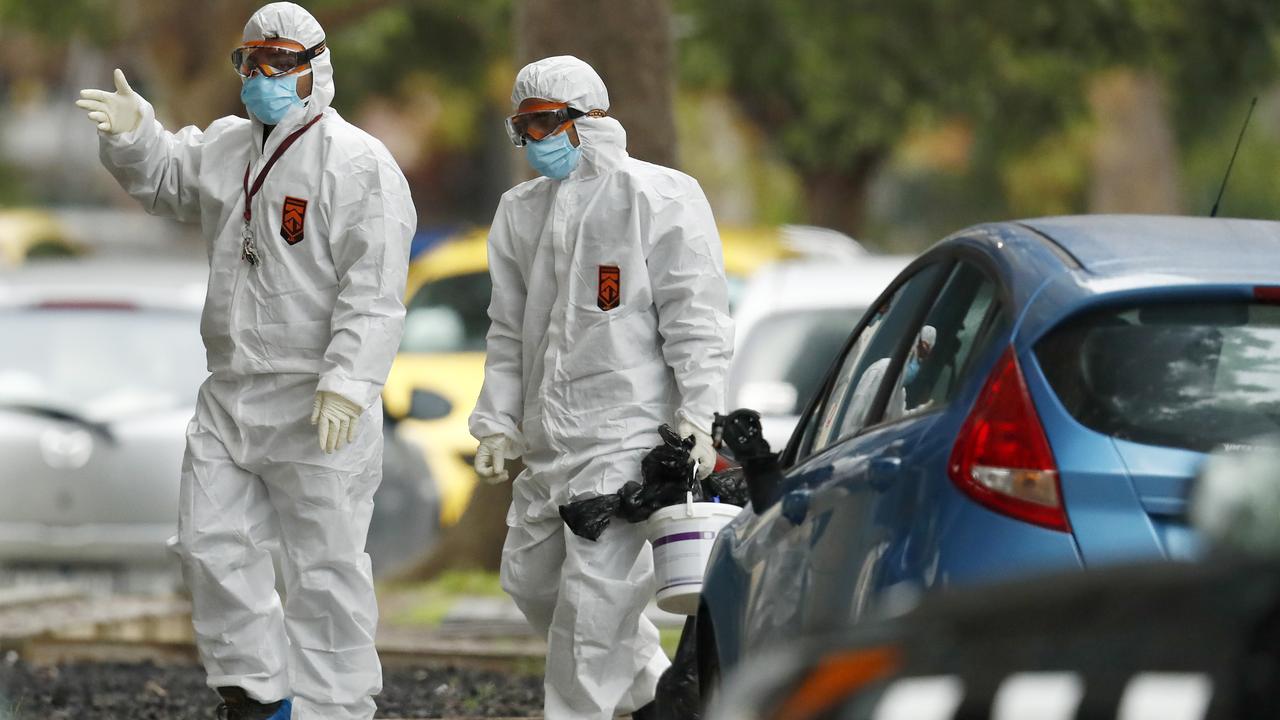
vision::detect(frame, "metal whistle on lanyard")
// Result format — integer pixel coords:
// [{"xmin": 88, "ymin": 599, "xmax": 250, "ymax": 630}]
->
[{"xmin": 241, "ymin": 221, "xmax": 260, "ymax": 267}]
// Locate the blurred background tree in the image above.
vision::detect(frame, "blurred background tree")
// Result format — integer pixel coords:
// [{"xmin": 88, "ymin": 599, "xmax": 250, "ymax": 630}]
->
[
  {"xmin": 678, "ymin": 0, "xmax": 1280, "ymax": 242},
  {"xmin": 3, "ymin": 0, "xmax": 1280, "ymax": 247}
]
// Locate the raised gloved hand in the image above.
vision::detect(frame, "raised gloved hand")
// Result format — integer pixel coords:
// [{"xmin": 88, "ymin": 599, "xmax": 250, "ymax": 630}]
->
[
  {"xmin": 75, "ymin": 69, "xmax": 145, "ymax": 135},
  {"xmin": 310, "ymin": 391, "xmax": 362, "ymax": 454},
  {"xmin": 475, "ymin": 435, "xmax": 512, "ymax": 484},
  {"xmin": 678, "ymin": 420, "xmax": 715, "ymax": 480}
]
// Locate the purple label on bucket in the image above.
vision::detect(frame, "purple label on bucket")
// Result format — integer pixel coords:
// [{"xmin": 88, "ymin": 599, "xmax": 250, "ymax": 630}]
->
[
  {"xmin": 653, "ymin": 530, "xmax": 716, "ymax": 548},
  {"xmin": 658, "ymin": 578, "xmax": 705, "ymax": 593}
]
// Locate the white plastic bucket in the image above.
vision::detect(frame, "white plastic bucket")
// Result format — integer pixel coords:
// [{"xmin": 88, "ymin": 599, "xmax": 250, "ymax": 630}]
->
[{"xmin": 647, "ymin": 494, "xmax": 742, "ymax": 615}]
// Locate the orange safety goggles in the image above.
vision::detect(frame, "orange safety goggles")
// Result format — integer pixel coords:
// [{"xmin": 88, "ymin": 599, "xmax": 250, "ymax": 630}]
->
[
  {"xmin": 505, "ymin": 100, "xmax": 606, "ymax": 146},
  {"xmin": 232, "ymin": 39, "xmax": 326, "ymax": 78}
]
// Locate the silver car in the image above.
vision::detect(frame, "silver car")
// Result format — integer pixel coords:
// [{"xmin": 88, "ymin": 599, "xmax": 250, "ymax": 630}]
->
[
  {"xmin": 0, "ymin": 257, "xmax": 207, "ymax": 569},
  {"xmin": 0, "ymin": 257, "xmax": 438, "ymax": 581}
]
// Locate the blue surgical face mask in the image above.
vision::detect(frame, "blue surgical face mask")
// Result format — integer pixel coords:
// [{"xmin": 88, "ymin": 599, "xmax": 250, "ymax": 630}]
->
[
  {"xmin": 904, "ymin": 356, "xmax": 921, "ymax": 384},
  {"xmin": 525, "ymin": 130, "xmax": 581, "ymax": 180},
  {"xmin": 241, "ymin": 72, "xmax": 305, "ymax": 125}
]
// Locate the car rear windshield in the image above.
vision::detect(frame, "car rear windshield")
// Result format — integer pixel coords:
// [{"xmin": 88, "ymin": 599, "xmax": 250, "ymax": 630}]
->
[{"xmin": 1035, "ymin": 300, "xmax": 1280, "ymax": 453}]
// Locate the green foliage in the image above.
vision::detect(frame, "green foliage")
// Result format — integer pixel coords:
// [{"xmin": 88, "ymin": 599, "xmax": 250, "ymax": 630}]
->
[
  {"xmin": 0, "ymin": 158, "xmax": 32, "ymax": 207},
  {"xmin": 678, "ymin": 0, "xmax": 1280, "ymax": 181},
  {"xmin": 0, "ymin": 0, "xmax": 118, "ymax": 42},
  {"xmin": 325, "ymin": 0, "xmax": 512, "ymax": 113},
  {"xmin": 1183, "ymin": 94, "xmax": 1280, "ymax": 219}
]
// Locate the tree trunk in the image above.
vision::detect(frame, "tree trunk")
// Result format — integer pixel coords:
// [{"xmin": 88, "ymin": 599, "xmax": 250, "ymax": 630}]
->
[
  {"xmin": 798, "ymin": 151, "xmax": 884, "ymax": 239},
  {"xmin": 1087, "ymin": 69, "xmax": 1183, "ymax": 214},
  {"xmin": 515, "ymin": 0, "xmax": 677, "ymax": 169},
  {"xmin": 394, "ymin": 460, "xmax": 523, "ymax": 581}
]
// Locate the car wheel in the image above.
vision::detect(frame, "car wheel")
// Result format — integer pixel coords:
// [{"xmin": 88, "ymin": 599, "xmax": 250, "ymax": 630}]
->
[{"xmin": 697, "ymin": 606, "xmax": 722, "ymax": 713}]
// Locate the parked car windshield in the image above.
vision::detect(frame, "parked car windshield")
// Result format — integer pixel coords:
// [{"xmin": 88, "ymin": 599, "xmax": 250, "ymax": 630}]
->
[
  {"xmin": 401, "ymin": 272, "xmax": 492, "ymax": 354},
  {"xmin": 1036, "ymin": 300, "xmax": 1280, "ymax": 453},
  {"xmin": 731, "ymin": 308, "xmax": 862, "ymax": 416},
  {"xmin": 0, "ymin": 307, "xmax": 206, "ymax": 419}
]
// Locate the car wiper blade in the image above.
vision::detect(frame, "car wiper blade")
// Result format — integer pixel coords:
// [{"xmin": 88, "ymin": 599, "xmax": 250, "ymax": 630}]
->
[{"xmin": 0, "ymin": 403, "xmax": 116, "ymax": 443}]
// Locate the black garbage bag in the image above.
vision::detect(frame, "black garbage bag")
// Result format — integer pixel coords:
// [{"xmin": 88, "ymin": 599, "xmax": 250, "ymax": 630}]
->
[
  {"xmin": 642, "ymin": 424, "xmax": 699, "ymax": 492},
  {"xmin": 558, "ymin": 494, "xmax": 623, "ymax": 542},
  {"xmin": 700, "ymin": 467, "xmax": 748, "ymax": 507},
  {"xmin": 652, "ymin": 615, "xmax": 701, "ymax": 720},
  {"xmin": 560, "ymin": 424, "xmax": 703, "ymax": 541},
  {"xmin": 619, "ymin": 479, "xmax": 692, "ymax": 523}
]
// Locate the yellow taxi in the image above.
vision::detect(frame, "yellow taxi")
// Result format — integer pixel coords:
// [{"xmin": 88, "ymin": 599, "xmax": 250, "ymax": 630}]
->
[
  {"xmin": 384, "ymin": 226, "xmax": 799, "ymax": 525},
  {"xmin": 0, "ymin": 209, "xmax": 81, "ymax": 266}
]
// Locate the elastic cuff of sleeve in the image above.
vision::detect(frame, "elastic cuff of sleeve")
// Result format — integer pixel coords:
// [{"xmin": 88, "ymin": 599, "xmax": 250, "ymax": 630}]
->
[
  {"xmin": 675, "ymin": 408, "xmax": 713, "ymax": 437},
  {"xmin": 470, "ymin": 421, "xmax": 524, "ymax": 457},
  {"xmin": 316, "ymin": 375, "xmax": 376, "ymax": 411}
]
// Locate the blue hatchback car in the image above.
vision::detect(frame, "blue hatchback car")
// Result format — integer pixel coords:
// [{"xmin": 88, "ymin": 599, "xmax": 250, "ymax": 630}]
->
[{"xmin": 698, "ymin": 215, "xmax": 1280, "ymax": 688}]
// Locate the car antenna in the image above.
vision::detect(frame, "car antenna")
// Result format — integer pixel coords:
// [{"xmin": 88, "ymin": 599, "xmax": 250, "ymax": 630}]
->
[{"xmin": 1210, "ymin": 96, "xmax": 1257, "ymax": 218}]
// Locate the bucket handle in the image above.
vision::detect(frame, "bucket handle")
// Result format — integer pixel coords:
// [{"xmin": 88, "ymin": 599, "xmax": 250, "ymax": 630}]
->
[{"xmin": 684, "ymin": 459, "xmax": 700, "ymax": 516}]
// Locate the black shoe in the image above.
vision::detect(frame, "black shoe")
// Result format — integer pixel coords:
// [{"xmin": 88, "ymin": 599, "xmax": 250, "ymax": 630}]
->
[{"xmin": 215, "ymin": 686, "xmax": 288, "ymax": 720}]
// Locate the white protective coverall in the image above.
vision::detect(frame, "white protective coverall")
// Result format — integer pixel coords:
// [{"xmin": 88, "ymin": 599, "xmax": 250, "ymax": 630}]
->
[
  {"xmin": 469, "ymin": 56, "xmax": 734, "ymax": 719},
  {"xmin": 94, "ymin": 4, "xmax": 415, "ymax": 719}
]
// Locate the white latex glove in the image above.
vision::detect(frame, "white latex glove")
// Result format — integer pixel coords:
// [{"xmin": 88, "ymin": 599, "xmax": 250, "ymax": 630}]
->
[
  {"xmin": 474, "ymin": 434, "xmax": 512, "ymax": 484},
  {"xmin": 75, "ymin": 69, "xmax": 144, "ymax": 135},
  {"xmin": 310, "ymin": 391, "xmax": 363, "ymax": 454},
  {"xmin": 678, "ymin": 420, "xmax": 716, "ymax": 480}
]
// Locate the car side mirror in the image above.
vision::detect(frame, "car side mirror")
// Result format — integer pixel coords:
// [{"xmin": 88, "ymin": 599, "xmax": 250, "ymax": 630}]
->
[{"xmin": 408, "ymin": 389, "xmax": 452, "ymax": 422}]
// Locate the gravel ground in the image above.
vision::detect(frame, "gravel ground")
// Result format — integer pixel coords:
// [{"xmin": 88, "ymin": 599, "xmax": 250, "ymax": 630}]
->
[{"xmin": 0, "ymin": 658, "xmax": 542, "ymax": 719}]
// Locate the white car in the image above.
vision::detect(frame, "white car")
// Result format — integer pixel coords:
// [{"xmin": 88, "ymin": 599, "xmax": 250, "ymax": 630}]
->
[{"xmin": 729, "ymin": 256, "xmax": 911, "ymax": 449}]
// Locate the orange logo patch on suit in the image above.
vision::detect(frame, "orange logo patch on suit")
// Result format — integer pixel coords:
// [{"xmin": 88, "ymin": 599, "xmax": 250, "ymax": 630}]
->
[
  {"xmin": 281, "ymin": 195, "xmax": 307, "ymax": 244},
  {"xmin": 598, "ymin": 264, "xmax": 621, "ymax": 311}
]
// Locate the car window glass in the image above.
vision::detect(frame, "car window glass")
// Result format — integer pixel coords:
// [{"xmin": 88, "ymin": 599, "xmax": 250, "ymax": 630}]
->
[
  {"xmin": 401, "ymin": 272, "xmax": 493, "ymax": 353},
  {"xmin": 882, "ymin": 263, "xmax": 998, "ymax": 423},
  {"xmin": 1037, "ymin": 300, "xmax": 1280, "ymax": 452},
  {"xmin": 806, "ymin": 263, "xmax": 946, "ymax": 455}
]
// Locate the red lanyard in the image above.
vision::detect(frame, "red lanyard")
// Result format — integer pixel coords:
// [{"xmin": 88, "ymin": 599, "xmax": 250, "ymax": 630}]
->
[{"xmin": 242, "ymin": 114, "xmax": 323, "ymax": 223}]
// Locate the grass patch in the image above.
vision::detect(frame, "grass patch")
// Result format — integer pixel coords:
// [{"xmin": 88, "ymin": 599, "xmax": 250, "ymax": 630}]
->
[
  {"xmin": 426, "ymin": 570, "xmax": 504, "ymax": 596},
  {"xmin": 660, "ymin": 626, "xmax": 683, "ymax": 659},
  {"xmin": 381, "ymin": 570, "xmax": 505, "ymax": 627}
]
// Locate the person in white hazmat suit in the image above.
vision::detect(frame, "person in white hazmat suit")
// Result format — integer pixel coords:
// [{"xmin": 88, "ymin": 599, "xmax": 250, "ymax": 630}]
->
[
  {"xmin": 74, "ymin": 3, "xmax": 414, "ymax": 719},
  {"xmin": 469, "ymin": 55, "xmax": 734, "ymax": 719}
]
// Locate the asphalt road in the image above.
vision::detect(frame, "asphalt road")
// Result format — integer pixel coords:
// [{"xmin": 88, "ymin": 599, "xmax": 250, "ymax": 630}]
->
[{"xmin": 0, "ymin": 658, "xmax": 542, "ymax": 719}]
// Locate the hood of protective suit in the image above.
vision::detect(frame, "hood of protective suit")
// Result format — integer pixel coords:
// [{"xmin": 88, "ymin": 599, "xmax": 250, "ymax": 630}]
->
[
  {"xmin": 242, "ymin": 2, "xmax": 334, "ymax": 118},
  {"xmin": 512, "ymin": 55, "xmax": 626, "ymax": 178}
]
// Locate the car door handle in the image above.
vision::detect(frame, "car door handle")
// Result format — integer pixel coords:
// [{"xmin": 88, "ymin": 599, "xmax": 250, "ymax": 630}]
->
[
  {"xmin": 868, "ymin": 456, "xmax": 901, "ymax": 492},
  {"xmin": 781, "ymin": 488, "xmax": 812, "ymax": 526}
]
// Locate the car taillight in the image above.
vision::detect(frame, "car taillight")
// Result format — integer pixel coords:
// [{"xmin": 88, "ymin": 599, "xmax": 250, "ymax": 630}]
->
[
  {"xmin": 948, "ymin": 347, "xmax": 1069, "ymax": 532},
  {"xmin": 1254, "ymin": 286, "xmax": 1280, "ymax": 303}
]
